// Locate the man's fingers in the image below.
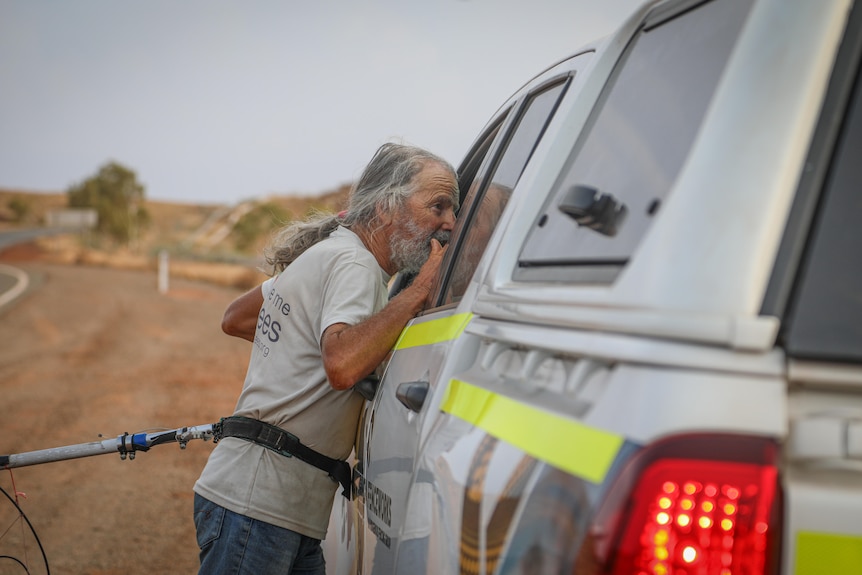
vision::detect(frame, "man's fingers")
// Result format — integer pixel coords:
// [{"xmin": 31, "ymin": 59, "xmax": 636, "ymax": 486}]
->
[{"xmin": 429, "ymin": 238, "xmax": 447, "ymax": 256}]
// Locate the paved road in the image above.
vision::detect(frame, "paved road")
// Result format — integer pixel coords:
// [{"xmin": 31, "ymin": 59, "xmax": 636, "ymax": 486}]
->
[
  {"xmin": 0, "ymin": 227, "xmax": 65, "ymax": 250},
  {"xmin": 0, "ymin": 269, "xmax": 16, "ymax": 292},
  {"xmin": 0, "ymin": 228, "xmax": 61, "ymax": 309},
  {"xmin": 0, "ymin": 263, "xmax": 28, "ymax": 309}
]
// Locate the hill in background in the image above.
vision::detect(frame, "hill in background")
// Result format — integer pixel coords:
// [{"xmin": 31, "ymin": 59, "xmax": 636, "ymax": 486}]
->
[{"xmin": 0, "ymin": 185, "xmax": 351, "ymax": 290}]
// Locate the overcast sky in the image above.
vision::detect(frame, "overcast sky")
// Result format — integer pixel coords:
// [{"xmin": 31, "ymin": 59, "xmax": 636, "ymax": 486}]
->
[{"xmin": 1, "ymin": 0, "xmax": 644, "ymax": 205}]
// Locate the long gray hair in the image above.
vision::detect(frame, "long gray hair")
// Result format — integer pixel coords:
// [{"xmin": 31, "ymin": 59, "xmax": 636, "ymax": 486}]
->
[{"xmin": 264, "ymin": 142, "xmax": 457, "ymax": 273}]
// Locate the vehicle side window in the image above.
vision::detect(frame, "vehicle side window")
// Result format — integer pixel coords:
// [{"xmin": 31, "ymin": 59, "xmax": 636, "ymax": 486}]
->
[
  {"xmin": 516, "ymin": 0, "xmax": 753, "ymax": 283},
  {"xmin": 455, "ymin": 118, "xmax": 506, "ymax": 213},
  {"xmin": 441, "ymin": 79, "xmax": 570, "ymax": 304},
  {"xmin": 784, "ymin": 54, "xmax": 862, "ymax": 363}
]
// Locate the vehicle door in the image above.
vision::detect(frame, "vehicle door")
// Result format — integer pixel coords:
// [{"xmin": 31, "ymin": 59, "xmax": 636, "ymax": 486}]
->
[{"xmin": 357, "ymin": 59, "xmax": 588, "ymax": 574}]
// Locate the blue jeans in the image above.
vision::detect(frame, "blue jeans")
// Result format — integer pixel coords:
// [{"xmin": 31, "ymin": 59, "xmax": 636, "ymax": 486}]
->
[{"xmin": 194, "ymin": 494, "xmax": 326, "ymax": 575}]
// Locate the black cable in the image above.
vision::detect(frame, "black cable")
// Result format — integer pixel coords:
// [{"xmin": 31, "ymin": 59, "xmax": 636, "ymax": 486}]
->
[
  {"xmin": 0, "ymin": 554, "xmax": 31, "ymax": 573},
  {"xmin": 0, "ymin": 484, "xmax": 50, "ymax": 575}
]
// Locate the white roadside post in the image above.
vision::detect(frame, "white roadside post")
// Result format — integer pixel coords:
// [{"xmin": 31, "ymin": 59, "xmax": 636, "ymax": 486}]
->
[{"xmin": 158, "ymin": 249, "xmax": 169, "ymax": 294}]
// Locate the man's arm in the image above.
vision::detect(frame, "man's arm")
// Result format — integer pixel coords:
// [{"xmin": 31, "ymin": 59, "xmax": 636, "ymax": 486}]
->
[
  {"xmin": 320, "ymin": 240, "xmax": 445, "ymax": 390},
  {"xmin": 222, "ymin": 285, "xmax": 264, "ymax": 342}
]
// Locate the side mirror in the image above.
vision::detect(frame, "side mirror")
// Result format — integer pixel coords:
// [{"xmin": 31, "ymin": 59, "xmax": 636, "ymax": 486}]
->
[{"xmin": 558, "ymin": 185, "xmax": 627, "ymax": 237}]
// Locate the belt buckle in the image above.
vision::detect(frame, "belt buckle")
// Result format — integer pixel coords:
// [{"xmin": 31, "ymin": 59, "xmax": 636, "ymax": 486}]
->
[
  {"xmin": 273, "ymin": 431, "xmax": 286, "ymax": 452},
  {"xmin": 212, "ymin": 419, "xmax": 225, "ymax": 443}
]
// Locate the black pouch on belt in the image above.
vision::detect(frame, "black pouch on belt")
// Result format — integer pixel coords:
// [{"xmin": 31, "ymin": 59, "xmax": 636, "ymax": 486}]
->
[{"xmin": 213, "ymin": 415, "xmax": 352, "ymax": 499}]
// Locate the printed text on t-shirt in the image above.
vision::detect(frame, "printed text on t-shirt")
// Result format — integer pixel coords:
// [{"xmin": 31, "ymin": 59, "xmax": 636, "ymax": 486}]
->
[{"xmin": 258, "ymin": 287, "xmax": 292, "ymax": 344}]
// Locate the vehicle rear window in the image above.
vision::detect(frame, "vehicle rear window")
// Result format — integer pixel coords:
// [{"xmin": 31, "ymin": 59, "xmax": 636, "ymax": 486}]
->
[{"xmin": 516, "ymin": 0, "xmax": 753, "ymax": 283}]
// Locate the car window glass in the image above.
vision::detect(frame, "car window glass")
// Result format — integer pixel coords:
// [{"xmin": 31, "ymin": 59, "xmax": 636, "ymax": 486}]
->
[
  {"xmin": 456, "ymin": 117, "xmax": 507, "ymax": 212},
  {"xmin": 516, "ymin": 0, "xmax": 753, "ymax": 283},
  {"xmin": 442, "ymin": 79, "xmax": 569, "ymax": 303},
  {"xmin": 784, "ymin": 54, "xmax": 862, "ymax": 362}
]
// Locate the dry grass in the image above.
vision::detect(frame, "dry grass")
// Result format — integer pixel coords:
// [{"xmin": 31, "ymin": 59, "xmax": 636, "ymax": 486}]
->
[
  {"xmin": 0, "ymin": 186, "xmax": 350, "ymax": 290},
  {"xmin": 30, "ymin": 233, "xmax": 268, "ymax": 290}
]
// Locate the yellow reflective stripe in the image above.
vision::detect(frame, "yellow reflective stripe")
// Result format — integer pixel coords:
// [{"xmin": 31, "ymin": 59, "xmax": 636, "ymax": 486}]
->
[
  {"xmin": 796, "ymin": 532, "xmax": 862, "ymax": 574},
  {"xmin": 441, "ymin": 379, "xmax": 623, "ymax": 484},
  {"xmin": 394, "ymin": 312, "xmax": 473, "ymax": 350}
]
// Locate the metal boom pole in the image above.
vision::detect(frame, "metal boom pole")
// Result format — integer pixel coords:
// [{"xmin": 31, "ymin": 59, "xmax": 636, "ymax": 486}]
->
[{"xmin": 0, "ymin": 424, "xmax": 217, "ymax": 469}]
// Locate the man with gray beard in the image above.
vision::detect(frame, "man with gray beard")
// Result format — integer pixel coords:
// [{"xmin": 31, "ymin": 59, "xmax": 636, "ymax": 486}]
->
[
  {"xmin": 193, "ymin": 143, "xmax": 458, "ymax": 575},
  {"xmin": 389, "ymin": 216, "xmax": 452, "ymax": 275}
]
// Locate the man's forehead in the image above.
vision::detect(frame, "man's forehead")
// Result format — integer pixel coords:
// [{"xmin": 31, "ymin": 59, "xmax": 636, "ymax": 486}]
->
[{"xmin": 417, "ymin": 164, "xmax": 458, "ymax": 197}]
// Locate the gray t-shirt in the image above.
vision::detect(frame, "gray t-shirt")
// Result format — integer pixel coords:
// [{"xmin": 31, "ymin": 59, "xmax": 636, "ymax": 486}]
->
[{"xmin": 194, "ymin": 226, "xmax": 389, "ymax": 539}]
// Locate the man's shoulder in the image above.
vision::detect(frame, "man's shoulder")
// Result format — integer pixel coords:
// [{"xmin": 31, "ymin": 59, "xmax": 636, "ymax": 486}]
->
[
  {"xmin": 327, "ymin": 225, "xmax": 364, "ymax": 247},
  {"xmin": 317, "ymin": 227, "xmax": 377, "ymax": 267}
]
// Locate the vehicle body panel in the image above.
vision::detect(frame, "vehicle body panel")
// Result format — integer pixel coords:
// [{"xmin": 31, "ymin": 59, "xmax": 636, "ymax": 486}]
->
[{"xmin": 325, "ymin": 0, "xmax": 862, "ymax": 572}]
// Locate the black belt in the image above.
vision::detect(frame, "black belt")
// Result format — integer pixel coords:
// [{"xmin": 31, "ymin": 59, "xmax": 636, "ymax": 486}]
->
[{"xmin": 213, "ymin": 416, "xmax": 352, "ymax": 499}]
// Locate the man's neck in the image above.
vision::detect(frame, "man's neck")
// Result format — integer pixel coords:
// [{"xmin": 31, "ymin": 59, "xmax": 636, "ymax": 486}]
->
[{"xmin": 353, "ymin": 224, "xmax": 396, "ymax": 275}]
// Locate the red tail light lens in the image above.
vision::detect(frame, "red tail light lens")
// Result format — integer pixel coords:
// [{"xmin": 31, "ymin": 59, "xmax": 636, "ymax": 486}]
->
[{"xmin": 597, "ymin": 435, "xmax": 781, "ymax": 575}]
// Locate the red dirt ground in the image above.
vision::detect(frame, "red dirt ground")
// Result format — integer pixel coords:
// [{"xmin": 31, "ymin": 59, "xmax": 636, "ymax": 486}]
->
[{"xmin": 0, "ymin": 242, "xmax": 253, "ymax": 574}]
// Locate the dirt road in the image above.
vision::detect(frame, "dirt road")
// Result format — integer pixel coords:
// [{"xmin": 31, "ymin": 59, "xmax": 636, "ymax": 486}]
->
[{"xmin": 0, "ymin": 244, "xmax": 253, "ymax": 574}]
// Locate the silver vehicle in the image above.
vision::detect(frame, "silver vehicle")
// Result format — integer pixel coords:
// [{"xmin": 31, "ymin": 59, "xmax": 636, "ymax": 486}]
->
[{"xmin": 325, "ymin": 0, "xmax": 862, "ymax": 572}]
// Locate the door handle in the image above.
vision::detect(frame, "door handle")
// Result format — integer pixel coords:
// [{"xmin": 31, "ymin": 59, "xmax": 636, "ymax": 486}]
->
[
  {"xmin": 396, "ymin": 381, "xmax": 430, "ymax": 413},
  {"xmin": 558, "ymin": 184, "xmax": 627, "ymax": 237}
]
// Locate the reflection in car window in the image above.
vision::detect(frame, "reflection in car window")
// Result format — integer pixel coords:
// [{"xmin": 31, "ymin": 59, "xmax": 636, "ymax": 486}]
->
[
  {"xmin": 517, "ymin": 0, "xmax": 753, "ymax": 283},
  {"xmin": 455, "ymin": 118, "xmax": 507, "ymax": 214},
  {"xmin": 443, "ymin": 79, "xmax": 569, "ymax": 303}
]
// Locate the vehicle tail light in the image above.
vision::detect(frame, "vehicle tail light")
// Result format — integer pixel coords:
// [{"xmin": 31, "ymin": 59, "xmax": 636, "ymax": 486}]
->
[{"xmin": 592, "ymin": 434, "xmax": 782, "ymax": 575}]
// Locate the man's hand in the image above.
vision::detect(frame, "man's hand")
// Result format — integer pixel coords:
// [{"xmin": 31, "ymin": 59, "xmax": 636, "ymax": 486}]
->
[{"xmin": 410, "ymin": 239, "xmax": 447, "ymax": 299}]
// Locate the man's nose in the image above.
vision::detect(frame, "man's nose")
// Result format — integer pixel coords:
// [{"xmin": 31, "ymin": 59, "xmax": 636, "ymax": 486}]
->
[{"xmin": 441, "ymin": 209, "xmax": 456, "ymax": 231}]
